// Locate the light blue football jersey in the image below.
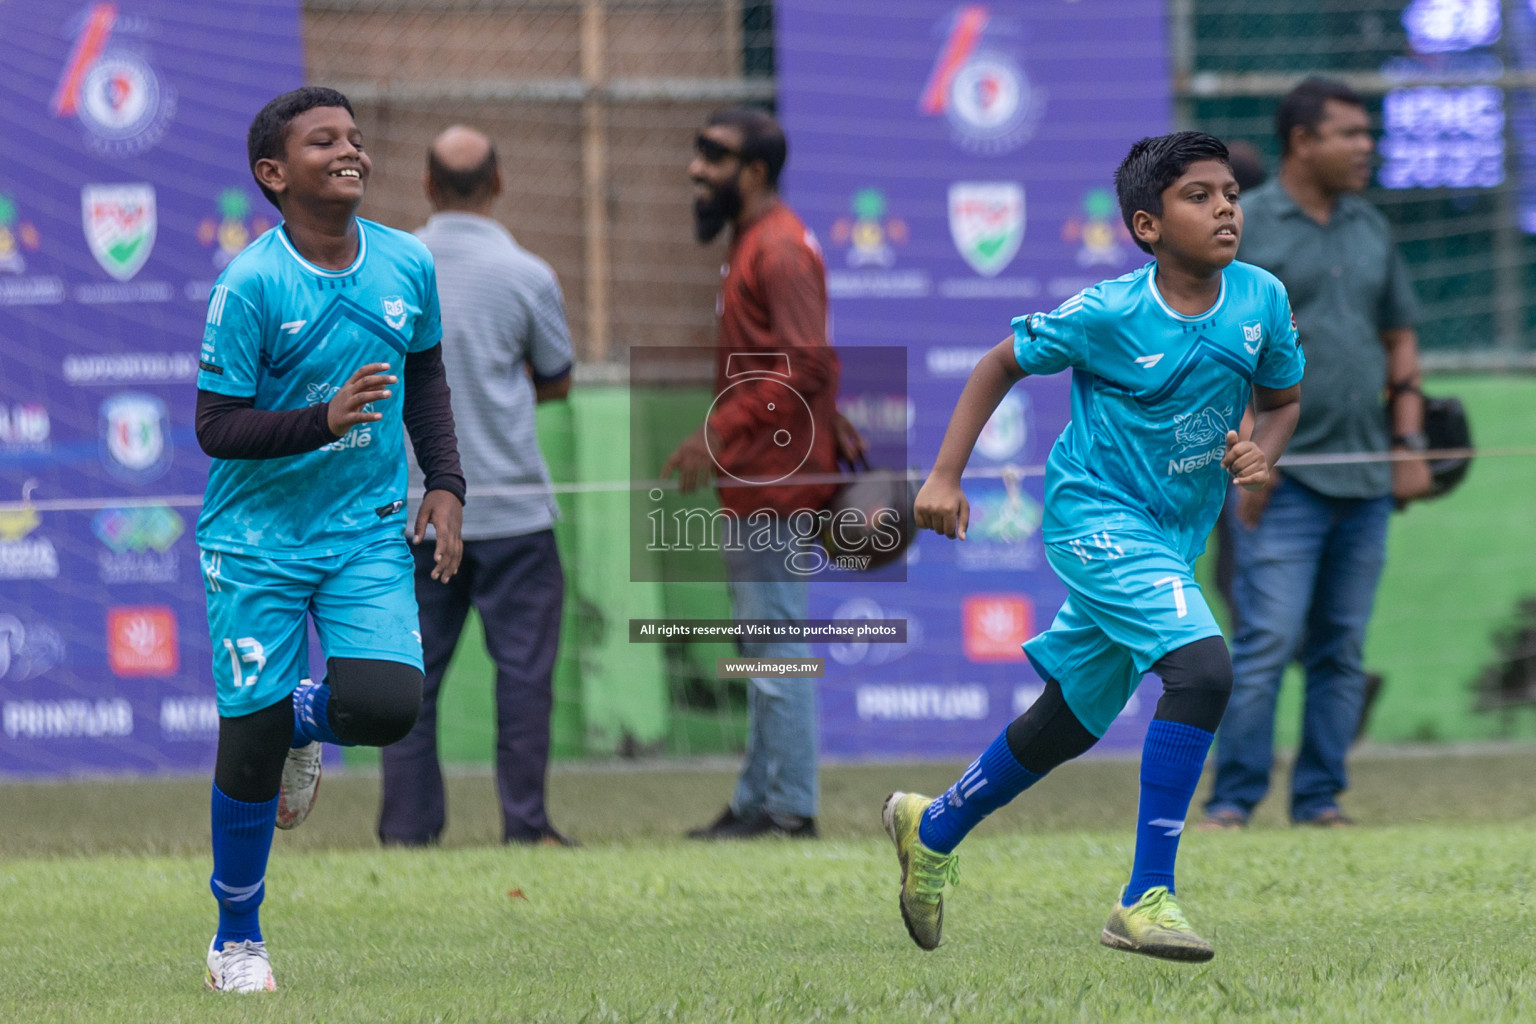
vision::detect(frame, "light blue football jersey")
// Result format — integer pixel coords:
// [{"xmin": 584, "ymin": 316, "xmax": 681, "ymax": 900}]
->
[
  {"xmin": 1012, "ymin": 260, "xmax": 1304, "ymax": 559},
  {"xmin": 196, "ymin": 219, "xmax": 443, "ymax": 558}
]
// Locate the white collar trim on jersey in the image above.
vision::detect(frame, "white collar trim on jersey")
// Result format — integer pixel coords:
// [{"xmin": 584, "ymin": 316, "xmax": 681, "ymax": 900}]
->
[
  {"xmin": 1146, "ymin": 266, "xmax": 1226, "ymax": 321},
  {"xmin": 276, "ymin": 220, "xmax": 368, "ymax": 278}
]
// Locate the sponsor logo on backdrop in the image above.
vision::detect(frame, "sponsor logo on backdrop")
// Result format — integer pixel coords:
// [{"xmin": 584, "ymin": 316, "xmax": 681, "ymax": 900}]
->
[
  {"xmin": 836, "ymin": 394, "xmax": 912, "ymax": 441},
  {"xmin": 0, "ymin": 403, "xmax": 51, "ymax": 452},
  {"xmin": 925, "ymin": 347, "xmax": 990, "ymax": 378},
  {"xmin": 957, "ymin": 476, "xmax": 1042, "ymax": 572},
  {"xmin": 63, "ymin": 352, "xmax": 198, "ymax": 385},
  {"xmin": 160, "ymin": 696, "xmax": 219, "ymax": 740},
  {"xmin": 94, "ymin": 505, "xmax": 183, "ymax": 584},
  {"xmin": 107, "ymin": 605, "xmax": 178, "ymax": 677},
  {"xmin": 4, "ymin": 699, "xmax": 133, "ymax": 739},
  {"xmin": 827, "ymin": 188, "xmax": 929, "ymax": 299},
  {"xmin": 920, "ymin": 5, "xmax": 1043, "ymax": 155},
  {"xmin": 0, "ymin": 507, "xmax": 60, "ymax": 580},
  {"xmin": 856, "ymin": 684, "xmax": 989, "ymax": 721},
  {"xmin": 948, "ymin": 182, "xmax": 1024, "ymax": 276},
  {"xmin": 100, "ymin": 392, "xmax": 172, "ymax": 484},
  {"xmin": 975, "ymin": 391, "xmax": 1028, "ymax": 461},
  {"xmin": 82, "ymin": 184, "xmax": 157, "ymax": 282},
  {"xmin": 962, "ymin": 594, "xmax": 1031, "ymax": 662},
  {"xmin": 0, "ymin": 194, "xmax": 42, "ymax": 275},
  {"xmin": 827, "ymin": 597, "xmax": 921, "ymax": 668},
  {"xmin": 1403, "ymin": 0, "xmax": 1499, "ymax": 54},
  {"xmin": 1062, "ymin": 187, "xmax": 1136, "ymax": 267},
  {"xmin": 0, "ymin": 195, "xmax": 65, "ymax": 307},
  {"xmin": 0, "ymin": 614, "xmax": 65, "ymax": 682},
  {"xmin": 197, "ymin": 189, "xmax": 270, "ymax": 270},
  {"xmin": 831, "ymin": 188, "xmax": 908, "ymax": 269},
  {"xmin": 51, "ymin": 3, "xmax": 177, "ymax": 157}
]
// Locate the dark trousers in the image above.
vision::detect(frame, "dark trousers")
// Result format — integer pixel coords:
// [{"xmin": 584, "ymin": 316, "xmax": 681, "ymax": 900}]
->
[{"xmin": 378, "ymin": 529, "xmax": 564, "ymax": 844}]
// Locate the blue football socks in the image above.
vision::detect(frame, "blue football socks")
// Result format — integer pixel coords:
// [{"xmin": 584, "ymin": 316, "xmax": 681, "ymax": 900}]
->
[
  {"xmin": 919, "ymin": 728, "xmax": 1044, "ymax": 854},
  {"xmin": 1124, "ymin": 718, "xmax": 1215, "ymax": 905},
  {"xmin": 209, "ymin": 784, "xmax": 278, "ymax": 945},
  {"xmin": 290, "ymin": 677, "xmax": 344, "ymax": 748}
]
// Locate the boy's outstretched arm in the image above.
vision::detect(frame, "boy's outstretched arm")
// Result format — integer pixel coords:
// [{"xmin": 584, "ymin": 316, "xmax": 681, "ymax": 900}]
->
[
  {"xmin": 1222, "ymin": 383, "xmax": 1300, "ymax": 497},
  {"xmin": 915, "ymin": 337, "xmax": 1026, "ymax": 540}
]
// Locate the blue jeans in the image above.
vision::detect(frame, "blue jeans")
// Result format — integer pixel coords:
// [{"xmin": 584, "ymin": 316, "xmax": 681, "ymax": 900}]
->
[
  {"xmin": 1207, "ymin": 478, "xmax": 1392, "ymax": 822},
  {"xmin": 722, "ymin": 532, "xmax": 818, "ymax": 819}
]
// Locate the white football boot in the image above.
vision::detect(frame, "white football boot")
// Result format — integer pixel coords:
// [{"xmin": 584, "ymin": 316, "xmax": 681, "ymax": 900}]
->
[
  {"xmin": 205, "ymin": 937, "xmax": 276, "ymax": 993},
  {"xmin": 275, "ymin": 740, "xmax": 322, "ymax": 830}
]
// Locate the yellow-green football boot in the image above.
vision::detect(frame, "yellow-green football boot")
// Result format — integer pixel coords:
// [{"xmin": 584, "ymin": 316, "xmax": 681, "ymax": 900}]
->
[
  {"xmin": 882, "ymin": 791, "xmax": 960, "ymax": 951},
  {"xmin": 1100, "ymin": 885, "xmax": 1214, "ymax": 962}
]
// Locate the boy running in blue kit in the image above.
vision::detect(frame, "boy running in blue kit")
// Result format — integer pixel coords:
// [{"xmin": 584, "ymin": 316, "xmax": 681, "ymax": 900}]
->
[
  {"xmin": 196, "ymin": 87, "xmax": 465, "ymax": 992},
  {"xmin": 884, "ymin": 132, "xmax": 1303, "ymax": 961}
]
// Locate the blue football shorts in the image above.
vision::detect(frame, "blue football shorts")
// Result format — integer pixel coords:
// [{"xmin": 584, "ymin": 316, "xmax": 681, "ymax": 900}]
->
[
  {"xmin": 1023, "ymin": 525, "xmax": 1223, "ymax": 737},
  {"xmin": 200, "ymin": 533, "xmax": 423, "ymax": 717}
]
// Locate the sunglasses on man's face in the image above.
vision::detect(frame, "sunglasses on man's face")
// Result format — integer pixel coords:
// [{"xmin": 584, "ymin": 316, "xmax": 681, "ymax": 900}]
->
[{"xmin": 694, "ymin": 134, "xmax": 742, "ymax": 165}]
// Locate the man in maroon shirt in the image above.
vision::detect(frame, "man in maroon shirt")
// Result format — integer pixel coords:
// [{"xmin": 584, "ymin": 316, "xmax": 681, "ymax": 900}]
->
[{"xmin": 665, "ymin": 107, "xmax": 861, "ymax": 840}]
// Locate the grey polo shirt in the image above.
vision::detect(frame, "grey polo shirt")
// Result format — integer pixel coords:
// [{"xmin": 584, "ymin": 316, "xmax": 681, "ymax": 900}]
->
[
  {"xmin": 408, "ymin": 212, "xmax": 574, "ymax": 540},
  {"xmin": 1236, "ymin": 180, "xmax": 1418, "ymax": 499}
]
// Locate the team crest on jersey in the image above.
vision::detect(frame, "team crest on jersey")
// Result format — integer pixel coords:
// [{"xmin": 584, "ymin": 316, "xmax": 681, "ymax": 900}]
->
[
  {"xmin": 1173, "ymin": 406, "xmax": 1231, "ymax": 452},
  {"xmin": 1240, "ymin": 320, "xmax": 1263, "ymax": 353},
  {"xmin": 381, "ymin": 296, "xmax": 407, "ymax": 330},
  {"xmin": 82, "ymin": 184, "xmax": 157, "ymax": 281},
  {"xmin": 100, "ymin": 392, "xmax": 171, "ymax": 483}
]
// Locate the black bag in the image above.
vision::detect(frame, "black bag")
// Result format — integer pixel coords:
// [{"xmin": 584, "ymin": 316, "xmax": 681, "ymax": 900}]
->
[
  {"xmin": 1422, "ymin": 394, "xmax": 1473, "ymax": 498},
  {"xmin": 819, "ymin": 461, "xmax": 917, "ymax": 570}
]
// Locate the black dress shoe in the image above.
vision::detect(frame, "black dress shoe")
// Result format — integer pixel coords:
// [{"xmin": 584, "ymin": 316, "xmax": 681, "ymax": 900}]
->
[
  {"xmin": 506, "ymin": 827, "xmax": 580, "ymax": 848},
  {"xmin": 688, "ymin": 807, "xmax": 818, "ymax": 840},
  {"xmin": 686, "ymin": 806, "xmax": 745, "ymax": 839}
]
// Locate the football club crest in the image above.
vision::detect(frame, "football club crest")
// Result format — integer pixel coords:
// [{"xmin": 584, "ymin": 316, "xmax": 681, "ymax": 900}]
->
[
  {"xmin": 100, "ymin": 392, "xmax": 172, "ymax": 483},
  {"xmin": 1240, "ymin": 320, "xmax": 1263, "ymax": 353},
  {"xmin": 382, "ymin": 296, "xmax": 408, "ymax": 329},
  {"xmin": 51, "ymin": 4, "xmax": 177, "ymax": 156},
  {"xmin": 82, "ymin": 184, "xmax": 157, "ymax": 281},
  {"xmin": 949, "ymin": 183, "xmax": 1024, "ymax": 277}
]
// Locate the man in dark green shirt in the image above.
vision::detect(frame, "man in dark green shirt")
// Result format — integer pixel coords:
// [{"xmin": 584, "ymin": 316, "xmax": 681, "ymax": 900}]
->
[{"xmin": 1203, "ymin": 78, "xmax": 1432, "ymax": 829}]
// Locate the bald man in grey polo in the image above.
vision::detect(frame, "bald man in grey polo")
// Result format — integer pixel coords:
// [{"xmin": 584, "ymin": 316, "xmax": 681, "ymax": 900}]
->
[{"xmin": 379, "ymin": 127, "xmax": 576, "ymax": 848}]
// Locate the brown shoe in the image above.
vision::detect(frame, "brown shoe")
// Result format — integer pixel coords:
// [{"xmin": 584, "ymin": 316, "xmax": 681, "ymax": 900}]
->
[
  {"xmin": 1194, "ymin": 809, "xmax": 1248, "ymax": 831},
  {"xmin": 1296, "ymin": 809, "xmax": 1355, "ymax": 828}
]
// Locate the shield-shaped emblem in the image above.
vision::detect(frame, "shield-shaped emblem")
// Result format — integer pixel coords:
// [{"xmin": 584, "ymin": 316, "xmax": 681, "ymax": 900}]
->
[
  {"xmin": 82, "ymin": 184, "xmax": 157, "ymax": 281},
  {"xmin": 381, "ymin": 296, "xmax": 407, "ymax": 329},
  {"xmin": 101, "ymin": 393, "xmax": 171, "ymax": 482},
  {"xmin": 949, "ymin": 182, "xmax": 1025, "ymax": 277}
]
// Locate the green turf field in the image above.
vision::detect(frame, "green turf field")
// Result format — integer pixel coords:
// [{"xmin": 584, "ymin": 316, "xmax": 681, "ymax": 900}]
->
[{"xmin": 6, "ymin": 750, "xmax": 1536, "ymax": 1022}]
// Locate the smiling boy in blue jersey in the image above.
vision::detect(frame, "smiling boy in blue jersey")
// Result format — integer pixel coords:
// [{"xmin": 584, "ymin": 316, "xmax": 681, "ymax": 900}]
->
[
  {"xmin": 883, "ymin": 132, "xmax": 1303, "ymax": 961},
  {"xmin": 195, "ymin": 87, "xmax": 465, "ymax": 993}
]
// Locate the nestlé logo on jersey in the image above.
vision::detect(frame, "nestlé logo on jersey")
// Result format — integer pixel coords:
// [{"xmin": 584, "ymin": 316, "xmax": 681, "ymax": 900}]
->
[
  {"xmin": 1168, "ymin": 405, "xmax": 1232, "ymax": 476},
  {"xmin": 100, "ymin": 392, "xmax": 172, "ymax": 483},
  {"xmin": 308, "ymin": 382, "xmax": 373, "ymax": 453},
  {"xmin": 51, "ymin": 4, "xmax": 177, "ymax": 157},
  {"xmin": 82, "ymin": 184, "xmax": 157, "ymax": 282}
]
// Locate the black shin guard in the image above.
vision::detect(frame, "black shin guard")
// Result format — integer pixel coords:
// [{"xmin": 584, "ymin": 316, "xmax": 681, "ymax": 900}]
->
[
  {"xmin": 325, "ymin": 657, "xmax": 423, "ymax": 748},
  {"xmin": 1150, "ymin": 635, "xmax": 1233, "ymax": 732},
  {"xmin": 214, "ymin": 696, "xmax": 294, "ymax": 803},
  {"xmin": 1004, "ymin": 677, "xmax": 1100, "ymax": 775}
]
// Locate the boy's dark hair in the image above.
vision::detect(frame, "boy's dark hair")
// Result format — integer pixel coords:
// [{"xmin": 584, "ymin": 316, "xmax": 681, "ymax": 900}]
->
[
  {"xmin": 247, "ymin": 86, "xmax": 355, "ymax": 210},
  {"xmin": 427, "ymin": 143, "xmax": 499, "ymax": 201},
  {"xmin": 706, "ymin": 106, "xmax": 787, "ymax": 189},
  {"xmin": 1114, "ymin": 131, "xmax": 1231, "ymax": 255},
  {"xmin": 1276, "ymin": 76, "xmax": 1366, "ymax": 157}
]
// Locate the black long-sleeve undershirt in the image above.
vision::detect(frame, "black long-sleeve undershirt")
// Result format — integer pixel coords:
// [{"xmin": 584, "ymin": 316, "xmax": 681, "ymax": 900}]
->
[{"xmin": 196, "ymin": 343, "xmax": 466, "ymax": 504}]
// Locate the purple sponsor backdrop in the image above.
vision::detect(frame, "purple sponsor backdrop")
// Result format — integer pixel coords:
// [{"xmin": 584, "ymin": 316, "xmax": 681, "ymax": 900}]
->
[
  {"xmin": 779, "ymin": 1, "xmax": 1174, "ymax": 757},
  {"xmin": 0, "ymin": 1, "xmax": 302, "ymax": 774}
]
